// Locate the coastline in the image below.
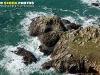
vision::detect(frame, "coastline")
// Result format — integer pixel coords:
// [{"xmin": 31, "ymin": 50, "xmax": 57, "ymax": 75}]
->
[{"xmin": 18, "ymin": 15, "xmax": 100, "ymax": 75}]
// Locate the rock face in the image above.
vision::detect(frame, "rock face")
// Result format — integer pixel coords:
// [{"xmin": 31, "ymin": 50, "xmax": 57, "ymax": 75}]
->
[
  {"xmin": 12, "ymin": 47, "xmax": 37, "ymax": 65},
  {"xmin": 28, "ymin": 16, "xmax": 100, "ymax": 74},
  {"xmin": 61, "ymin": 19, "xmax": 71, "ymax": 25},
  {"xmin": 39, "ymin": 44, "xmax": 54, "ymax": 55},
  {"xmin": 68, "ymin": 23, "xmax": 81, "ymax": 30},
  {"xmin": 61, "ymin": 19, "xmax": 80, "ymax": 30},
  {"xmin": 41, "ymin": 60, "xmax": 52, "ymax": 69},
  {"xmin": 29, "ymin": 16, "xmax": 67, "ymax": 56},
  {"xmin": 29, "ymin": 16, "xmax": 67, "ymax": 36},
  {"xmin": 38, "ymin": 31, "xmax": 63, "ymax": 55},
  {"xmin": 38, "ymin": 31, "xmax": 62, "ymax": 47},
  {"xmin": 51, "ymin": 26, "xmax": 100, "ymax": 74}
]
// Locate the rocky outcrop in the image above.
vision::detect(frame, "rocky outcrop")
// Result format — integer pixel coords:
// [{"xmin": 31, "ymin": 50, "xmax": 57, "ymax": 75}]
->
[
  {"xmin": 38, "ymin": 31, "xmax": 62, "ymax": 47},
  {"xmin": 50, "ymin": 26, "xmax": 100, "ymax": 74},
  {"xmin": 68, "ymin": 23, "xmax": 81, "ymax": 30},
  {"xmin": 11, "ymin": 47, "xmax": 37, "ymax": 65},
  {"xmin": 29, "ymin": 16, "xmax": 67, "ymax": 36},
  {"xmin": 61, "ymin": 19, "xmax": 81, "ymax": 30},
  {"xmin": 92, "ymin": 3, "xmax": 99, "ymax": 6},
  {"xmin": 41, "ymin": 60, "xmax": 52, "ymax": 69},
  {"xmin": 28, "ymin": 16, "xmax": 100, "ymax": 74},
  {"xmin": 29, "ymin": 16, "xmax": 80, "ymax": 55}
]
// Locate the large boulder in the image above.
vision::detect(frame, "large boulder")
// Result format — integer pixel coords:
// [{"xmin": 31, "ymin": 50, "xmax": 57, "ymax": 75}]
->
[
  {"xmin": 38, "ymin": 31, "xmax": 62, "ymax": 47},
  {"xmin": 11, "ymin": 47, "xmax": 37, "ymax": 65},
  {"xmin": 61, "ymin": 19, "xmax": 81, "ymax": 30},
  {"xmin": 42, "ymin": 60, "xmax": 53, "ymax": 69},
  {"xmin": 68, "ymin": 23, "xmax": 81, "ymax": 30},
  {"xmin": 37, "ymin": 27, "xmax": 63, "ymax": 55},
  {"xmin": 29, "ymin": 16, "xmax": 67, "ymax": 36}
]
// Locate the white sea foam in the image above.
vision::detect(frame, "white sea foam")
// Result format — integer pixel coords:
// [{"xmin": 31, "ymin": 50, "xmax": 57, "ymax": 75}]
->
[
  {"xmin": 62, "ymin": 15, "xmax": 100, "ymax": 28},
  {"xmin": 0, "ymin": 45, "xmax": 52, "ymax": 75},
  {"xmin": 60, "ymin": 9, "xmax": 69, "ymax": 12},
  {"xmin": 0, "ymin": 12, "xmax": 54, "ymax": 75},
  {"xmin": 60, "ymin": 9, "xmax": 85, "ymax": 22},
  {"xmin": 0, "ymin": 11, "xmax": 86, "ymax": 75},
  {"xmin": 68, "ymin": 10, "xmax": 86, "ymax": 21},
  {"xmin": 82, "ymin": 16, "xmax": 100, "ymax": 28},
  {"xmin": 61, "ymin": 16, "xmax": 77, "ymax": 30},
  {"xmin": 61, "ymin": 10, "xmax": 100, "ymax": 28},
  {"xmin": 81, "ymin": 0, "xmax": 100, "ymax": 6},
  {"xmin": 60, "ymin": 9, "xmax": 86, "ymax": 22},
  {"xmin": 26, "ymin": 11, "xmax": 54, "ymax": 19},
  {"xmin": 61, "ymin": 16, "xmax": 77, "ymax": 23},
  {"xmin": 20, "ymin": 11, "xmax": 54, "ymax": 36}
]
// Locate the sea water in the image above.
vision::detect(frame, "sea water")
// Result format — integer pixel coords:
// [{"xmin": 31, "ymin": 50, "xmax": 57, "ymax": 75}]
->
[{"xmin": 0, "ymin": 0, "xmax": 100, "ymax": 75}]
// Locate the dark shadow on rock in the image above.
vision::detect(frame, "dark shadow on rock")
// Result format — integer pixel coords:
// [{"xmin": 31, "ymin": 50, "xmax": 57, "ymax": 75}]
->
[
  {"xmin": 39, "ymin": 44, "xmax": 54, "ymax": 55},
  {"xmin": 42, "ymin": 60, "xmax": 53, "ymax": 69},
  {"xmin": 68, "ymin": 23, "xmax": 81, "ymax": 30},
  {"xmin": 88, "ymin": 67, "xmax": 98, "ymax": 73},
  {"xmin": 38, "ymin": 31, "xmax": 61, "ymax": 47}
]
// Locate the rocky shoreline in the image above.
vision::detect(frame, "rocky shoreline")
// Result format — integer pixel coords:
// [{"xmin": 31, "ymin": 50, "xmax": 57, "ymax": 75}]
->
[{"xmin": 13, "ymin": 16, "xmax": 100, "ymax": 75}]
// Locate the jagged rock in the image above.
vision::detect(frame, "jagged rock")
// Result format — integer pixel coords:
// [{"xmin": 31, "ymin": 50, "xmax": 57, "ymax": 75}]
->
[
  {"xmin": 42, "ymin": 60, "xmax": 52, "ymax": 69},
  {"xmin": 11, "ymin": 47, "xmax": 37, "ymax": 65},
  {"xmin": 38, "ymin": 31, "xmax": 62, "ymax": 55},
  {"xmin": 79, "ymin": 26, "xmax": 99, "ymax": 39},
  {"xmin": 92, "ymin": 3, "xmax": 99, "ymax": 6},
  {"xmin": 68, "ymin": 23, "xmax": 81, "ymax": 30},
  {"xmin": 50, "ymin": 26, "xmax": 100, "ymax": 74},
  {"xmin": 29, "ymin": 16, "xmax": 67, "ymax": 36},
  {"xmin": 28, "ymin": 15, "xmax": 100, "ymax": 74},
  {"xmin": 61, "ymin": 20, "xmax": 81, "ymax": 30},
  {"xmin": 38, "ymin": 31, "xmax": 62, "ymax": 47},
  {"xmin": 39, "ymin": 44, "xmax": 54, "ymax": 55}
]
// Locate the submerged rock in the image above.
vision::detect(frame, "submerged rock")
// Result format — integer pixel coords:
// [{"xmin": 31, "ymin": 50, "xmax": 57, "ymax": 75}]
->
[
  {"xmin": 11, "ymin": 47, "xmax": 37, "ymax": 65},
  {"xmin": 92, "ymin": 3, "xmax": 99, "ymax": 6}
]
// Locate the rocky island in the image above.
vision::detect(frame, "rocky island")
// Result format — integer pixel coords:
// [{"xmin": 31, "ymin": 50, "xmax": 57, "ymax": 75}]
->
[{"xmin": 13, "ymin": 16, "xmax": 100, "ymax": 75}]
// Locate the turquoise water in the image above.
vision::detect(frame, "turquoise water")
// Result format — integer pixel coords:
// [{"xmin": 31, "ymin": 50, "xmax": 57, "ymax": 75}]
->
[{"xmin": 0, "ymin": 0, "xmax": 100, "ymax": 75}]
